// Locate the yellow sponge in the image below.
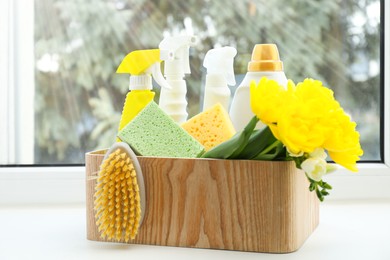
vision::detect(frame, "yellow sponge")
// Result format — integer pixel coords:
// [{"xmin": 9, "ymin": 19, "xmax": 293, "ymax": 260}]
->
[{"xmin": 182, "ymin": 103, "xmax": 236, "ymax": 151}]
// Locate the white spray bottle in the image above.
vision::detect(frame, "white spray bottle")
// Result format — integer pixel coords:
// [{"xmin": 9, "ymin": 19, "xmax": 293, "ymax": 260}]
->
[
  {"xmin": 202, "ymin": 46, "xmax": 237, "ymax": 111},
  {"xmin": 229, "ymin": 44, "xmax": 287, "ymax": 131},
  {"xmin": 159, "ymin": 35, "xmax": 198, "ymax": 123}
]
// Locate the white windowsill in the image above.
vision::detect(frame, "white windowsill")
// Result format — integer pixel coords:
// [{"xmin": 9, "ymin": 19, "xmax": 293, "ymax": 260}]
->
[
  {"xmin": 0, "ymin": 163, "xmax": 389, "ymax": 205},
  {"xmin": 0, "ymin": 200, "xmax": 389, "ymax": 260}
]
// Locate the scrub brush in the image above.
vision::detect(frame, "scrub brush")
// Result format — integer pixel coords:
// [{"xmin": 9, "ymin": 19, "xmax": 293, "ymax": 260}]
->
[{"xmin": 94, "ymin": 142, "xmax": 145, "ymax": 242}]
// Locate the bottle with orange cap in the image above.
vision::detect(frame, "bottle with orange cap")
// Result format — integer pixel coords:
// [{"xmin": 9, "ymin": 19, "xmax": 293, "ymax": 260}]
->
[{"xmin": 229, "ymin": 44, "xmax": 287, "ymax": 131}]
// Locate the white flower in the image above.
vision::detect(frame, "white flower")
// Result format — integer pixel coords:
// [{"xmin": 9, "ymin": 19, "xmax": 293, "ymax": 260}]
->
[
  {"xmin": 287, "ymin": 147, "xmax": 304, "ymax": 157},
  {"xmin": 301, "ymin": 157, "xmax": 327, "ymax": 182},
  {"xmin": 326, "ymin": 164, "xmax": 338, "ymax": 173},
  {"xmin": 309, "ymin": 148, "xmax": 327, "ymax": 160}
]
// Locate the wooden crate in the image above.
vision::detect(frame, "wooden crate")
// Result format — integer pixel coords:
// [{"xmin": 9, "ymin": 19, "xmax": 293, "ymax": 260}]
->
[{"xmin": 85, "ymin": 150, "xmax": 319, "ymax": 253}]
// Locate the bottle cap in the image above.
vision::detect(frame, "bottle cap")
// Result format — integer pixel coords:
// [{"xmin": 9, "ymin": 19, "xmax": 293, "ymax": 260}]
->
[
  {"xmin": 129, "ymin": 75, "xmax": 152, "ymax": 90},
  {"xmin": 247, "ymin": 44, "xmax": 283, "ymax": 72}
]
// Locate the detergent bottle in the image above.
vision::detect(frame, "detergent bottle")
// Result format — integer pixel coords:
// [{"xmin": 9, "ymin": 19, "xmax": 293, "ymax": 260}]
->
[
  {"xmin": 158, "ymin": 35, "xmax": 197, "ymax": 123},
  {"xmin": 116, "ymin": 49, "xmax": 171, "ymax": 139},
  {"xmin": 202, "ymin": 46, "xmax": 237, "ymax": 111},
  {"xmin": 229, "ymin": 44, "xmax": 287, "ymax": 131}
]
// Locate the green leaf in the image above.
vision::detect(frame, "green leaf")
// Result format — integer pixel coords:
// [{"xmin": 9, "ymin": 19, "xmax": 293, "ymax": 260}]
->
[
  {"xmin": 306, "ymin": 178, "xmax": 332, "ymax": 202},
  {"xmin": 321, "ymin": 190, "xmax": 329, "ymax": 196},
  {"xmin": 229, "ymin": 116, "xmax": 260, "ymax": 158},
  {"xmin": 238, "ymin": 126, "xmax": 277, "ymax": 159},
  {"xmin": 202, "ymin": 116, "xmax": 258, "ymax": 159},
  {"xmin": 252, "ymin": 141, "xmax": 284, "ymax": 160},
  {"xmin": 322, "ymin": 182, "xmax": 333, "ymax": 190},
  {"xmin": 316, "ymin": 188, "xmax": 324, "ymax": 202}
]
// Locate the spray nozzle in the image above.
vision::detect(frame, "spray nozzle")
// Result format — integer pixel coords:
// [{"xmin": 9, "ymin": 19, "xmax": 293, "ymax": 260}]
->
[
  {"xmin": 146, "ymin": 63, "xmax": 171, "ymax": 90},
  {"xmin": 203, "ymin": 46, "xmax": 237, "ymax": 86},
  {"xmin": 159, "ymin": 35, "xmax": 198, "ymax": 75},
  {"xmin": 116, "ymin": 49, "xmax": 171, "ymax": 90}
]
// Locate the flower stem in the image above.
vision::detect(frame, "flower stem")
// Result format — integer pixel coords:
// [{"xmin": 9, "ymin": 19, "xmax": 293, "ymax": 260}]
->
[{"xmin": 259, "ymin": 140, "xmax": 282, "ymax": 155}]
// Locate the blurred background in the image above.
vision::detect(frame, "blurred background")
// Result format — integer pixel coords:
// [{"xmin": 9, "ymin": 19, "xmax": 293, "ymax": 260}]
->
[{"xmin": 7, "ymin": 0, "xmax": 383, "ymax": 164}]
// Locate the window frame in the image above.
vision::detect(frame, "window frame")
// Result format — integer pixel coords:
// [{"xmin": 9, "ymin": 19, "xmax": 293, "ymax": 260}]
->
[
  {"xmin": 0, "ymin": 0, "xmax": 34, "ymax": 165},
  {"xmin": 0, "ymin": 0, "xmax": 389, "ymax": 205}
]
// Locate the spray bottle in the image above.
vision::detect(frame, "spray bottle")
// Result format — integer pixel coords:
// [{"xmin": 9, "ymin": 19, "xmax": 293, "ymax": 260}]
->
[
  {"xmin": 158, "ymin": 35, "xmax": 197, "ymax": 123},
  {"xmin": 116, "ymin": 49, "xmax": 171, "ymax": 139},
  {"xmin": 202, "ymin": 46, "xmax": 237, "ymax": 111},
  {"xmin": 229, "ymin": 44, "xmax": 287, "ymax": 131}
]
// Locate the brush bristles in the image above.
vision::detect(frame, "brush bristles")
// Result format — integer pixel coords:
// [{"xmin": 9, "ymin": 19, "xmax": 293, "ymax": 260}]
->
[{"xmin": 94, "ymin": 148, "xmax": 141, "ymax": 242}]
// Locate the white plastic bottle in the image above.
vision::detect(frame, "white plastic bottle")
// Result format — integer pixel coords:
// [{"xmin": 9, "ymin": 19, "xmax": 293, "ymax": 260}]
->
[
  {"xmin": 158, "ymin": 35, "xmax": 197, "ymax": 123},
  {"xmin": 229, "ymin": 44, "xmax": 287, "ymax": 131},
  {"xmin": 202, "ymin": 46, "xmax": 237, "ymax": 111}
]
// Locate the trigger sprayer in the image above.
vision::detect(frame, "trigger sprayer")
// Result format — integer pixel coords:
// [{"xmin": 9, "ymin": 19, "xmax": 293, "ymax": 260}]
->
[
  {"xmin": 158, "ymin": 35, "xmax": 198, "ymax": 123},
  {"xmin": 202, "ymin": 46, "xmax": 237, "ymax": 111},
  {"xmin": 116, "ymin": 49, "xmax": 171, "ymax": 140}
]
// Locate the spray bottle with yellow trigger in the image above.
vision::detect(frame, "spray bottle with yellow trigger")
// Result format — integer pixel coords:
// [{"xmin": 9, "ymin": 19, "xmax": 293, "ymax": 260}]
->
[
  {"xmin": 159, "ymin": 35, "xmax": 197, "ymax": 123},
  {"xmin": 116, "ymin": 49, "xmax": 172, "ymax": 140}
]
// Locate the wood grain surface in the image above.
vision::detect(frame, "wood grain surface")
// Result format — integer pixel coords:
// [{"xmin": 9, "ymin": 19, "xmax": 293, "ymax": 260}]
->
[{"xmin": 86, "ymin": 150, "xmax": 319, "ymax": 253}]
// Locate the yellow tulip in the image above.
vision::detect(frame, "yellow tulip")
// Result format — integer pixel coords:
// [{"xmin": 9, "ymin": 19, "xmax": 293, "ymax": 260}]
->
[
  {"xmin": 249, "ymin": 77, "xmax": 363, "ymax": 171},
  {"xmin": 250, "ymin": 77, "xmax": 287, "ymax": 125}
]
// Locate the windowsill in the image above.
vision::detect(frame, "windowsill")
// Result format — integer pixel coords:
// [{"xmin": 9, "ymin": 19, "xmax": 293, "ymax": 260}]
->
[
  {"xmin": 2, "ymin": 164, "xmax": 390, "ymax": 205},
  {"xmin": 0, "ymin": 200, "xmax": 389, "ymax": 260}
]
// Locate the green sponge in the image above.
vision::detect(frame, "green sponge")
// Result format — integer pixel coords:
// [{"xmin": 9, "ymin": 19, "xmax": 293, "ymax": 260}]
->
[{"xmin": 118, "ymin": 101, "xmax": 204, "ymax": 158}]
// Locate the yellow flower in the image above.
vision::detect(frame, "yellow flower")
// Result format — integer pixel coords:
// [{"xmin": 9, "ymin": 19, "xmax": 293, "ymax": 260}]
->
[
  {"xmin": 276, "ymin": 79, "xmax": 340, "ymax": 154},
  {"xmin": 324, "ymin": 111, "xmax": 364, "ymax": 171},
  {"xmin": 249, "ymin": 77, "xmax": 363, "ymax": 171},
  {"xmin": 250, "ymin": 77, "xmax": 287, "ymax": 125}
]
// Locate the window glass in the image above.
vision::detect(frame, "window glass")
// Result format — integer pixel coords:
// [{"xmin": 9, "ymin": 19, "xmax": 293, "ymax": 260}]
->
[{"xmin": 22, "ymin": 0, "xmax": 384, "ymax": 164}]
